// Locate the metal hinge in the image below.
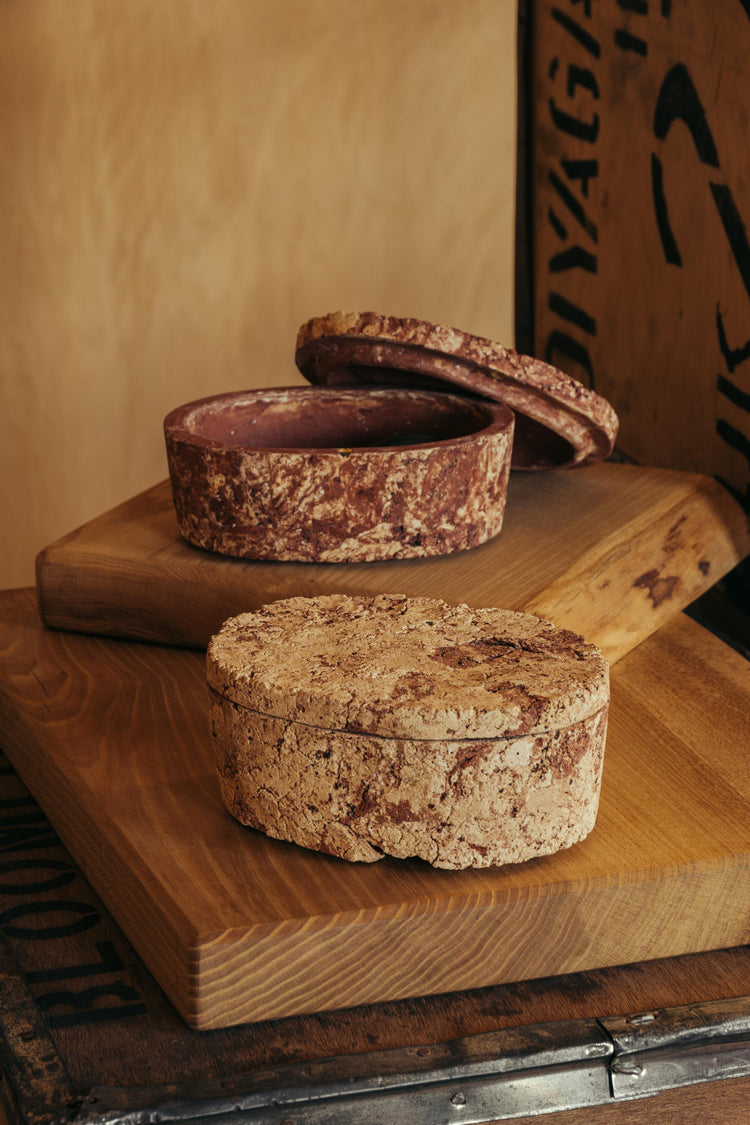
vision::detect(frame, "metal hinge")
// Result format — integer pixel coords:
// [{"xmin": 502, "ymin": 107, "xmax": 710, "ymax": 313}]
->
[
  {"xmin": 79, "ymin": 995, "xmax": 750, "ymax": 1125},
  {"xmin": 602, "ymin": 996, "xmax": 750, "ymax": 1101}
]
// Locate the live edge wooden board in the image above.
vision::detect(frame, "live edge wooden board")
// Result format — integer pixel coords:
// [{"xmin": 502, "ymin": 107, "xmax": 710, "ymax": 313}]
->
[
  {"xmin": 35, "ymin": 461, "xmax": 750, "ymax": 663},
  {"xmin": 0, "ymin": 589, "xmax": 749, "ymax": 1030}
]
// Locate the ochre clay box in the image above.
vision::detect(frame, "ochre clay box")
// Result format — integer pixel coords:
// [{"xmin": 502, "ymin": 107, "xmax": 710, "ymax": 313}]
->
[{"xmin": 207, "ymin": 594, "xmax": 610, "ymax": 870}]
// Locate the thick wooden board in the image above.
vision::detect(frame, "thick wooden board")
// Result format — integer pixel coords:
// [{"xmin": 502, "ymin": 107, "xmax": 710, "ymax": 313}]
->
[
  {"xmin": 0, "ymin": 589, "xmax": 748, "ymax": 1030},
  {"xmin": 1, "ymin": 741, "xmax": 749, "ymax": 1125},
  {"xmin": 35, "ymin": 462, "xmax": 750, "ymax": 663}
]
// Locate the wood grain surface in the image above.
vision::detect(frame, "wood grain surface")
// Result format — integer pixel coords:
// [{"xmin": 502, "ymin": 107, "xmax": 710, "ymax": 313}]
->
[
  {"xmin": 0, "ymin": 589, "xmax": 748, "ymax": 1029},
  {"xmin": 35, "ymin": 461, "xmax": 750, "ymax": 662}
]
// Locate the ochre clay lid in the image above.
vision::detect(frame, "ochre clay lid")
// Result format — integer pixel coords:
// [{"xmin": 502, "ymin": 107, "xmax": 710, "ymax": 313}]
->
[
  {"xmin": 207, "ymin": 594, "xmax": 610, "ymax": 741},
  {"xmin": 295, "ymin": 311, "xmax": 619, "ymax": 470}
]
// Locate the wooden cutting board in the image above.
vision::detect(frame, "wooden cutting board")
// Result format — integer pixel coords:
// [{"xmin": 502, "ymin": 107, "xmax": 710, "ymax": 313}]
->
[
  {"xmin": 35, "ymin": 462, "xmax": 750, "ymax": 663},
  {"xmin": 0, "ymin": 588, "xmax": 748, "ymax": 1030}
]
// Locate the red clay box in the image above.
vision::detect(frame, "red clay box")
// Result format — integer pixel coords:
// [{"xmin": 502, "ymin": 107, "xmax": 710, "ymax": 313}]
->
[{"xmin": 164, "ymin": 385, "xmax": 513, "ymax": 563}]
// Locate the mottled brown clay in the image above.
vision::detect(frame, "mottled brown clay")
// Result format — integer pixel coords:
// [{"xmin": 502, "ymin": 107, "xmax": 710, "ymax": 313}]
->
[
  {"xmin": 164, "ymin": 386, "xmax": 513, "ymax": 563},
  {"xmin": 207, "ymin": 594, "xmax": 610, "ymax": 869},
  {"xmin": 295, "ymin": 311, "xmax": 619, "ymax": 469}
]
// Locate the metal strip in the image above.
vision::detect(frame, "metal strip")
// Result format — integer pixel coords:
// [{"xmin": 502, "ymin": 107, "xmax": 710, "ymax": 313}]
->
[
  {"xmin": 79, "ymin": 1019, "xmax": 612, "ymax": 1123},
  {"xmin": 187, "ymin": 1061, "xmax": 614, "ymax": 1125},
  {"xmin": 75, "ymin": 998, "xmax": 750, "ymax": 1124}
]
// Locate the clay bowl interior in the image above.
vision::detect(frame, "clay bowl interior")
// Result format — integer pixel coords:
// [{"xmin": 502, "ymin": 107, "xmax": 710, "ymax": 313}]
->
[
  {"xmin": 312, "ymin": 364, "xmax": 578, "ymax": 466},
  {"xmin": 168, "ymin": 385, "xmax": 501, "ymax": 451},
  {"xmin": 164, "ymin": 386, "xmax": 515, "ymax": 563}
]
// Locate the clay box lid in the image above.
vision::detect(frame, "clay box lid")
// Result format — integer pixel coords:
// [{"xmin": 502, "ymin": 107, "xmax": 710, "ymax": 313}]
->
[
  {"xmin": 207, "ymin": 594, "xmax": 610, "ymax": 742},
  {"xmin": 295, "ymin": 311, "xmax": 619, "ymax": 470}
]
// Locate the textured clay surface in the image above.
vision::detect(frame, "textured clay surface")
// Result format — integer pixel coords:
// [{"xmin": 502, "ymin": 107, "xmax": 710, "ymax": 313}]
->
[
  {"xmin": 164, "ymin": 386, "xmax": 513, "ymax": 563},
  {"xmin": 207, "ymin": 594, "xmax": 610, "ymax": 869},
  {"xmin": 295, "ymin": 311, "xmax": 620, "ymax": 470}
]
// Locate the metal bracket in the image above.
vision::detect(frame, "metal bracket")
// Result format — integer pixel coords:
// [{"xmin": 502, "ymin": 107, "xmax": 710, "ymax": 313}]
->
[{"xmin": 603, "ymin": 995, "xmax": 750, "ymax": 1100}]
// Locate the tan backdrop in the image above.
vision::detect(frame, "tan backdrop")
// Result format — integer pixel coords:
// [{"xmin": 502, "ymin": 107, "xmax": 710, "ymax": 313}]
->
[{"xmin": 0, "ymin": 0, "xmax": 518, "ymax": 589}]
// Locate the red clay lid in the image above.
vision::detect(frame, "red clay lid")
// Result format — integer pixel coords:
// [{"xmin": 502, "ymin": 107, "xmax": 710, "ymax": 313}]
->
[{"xmin": 295, "ymin": 311, "xmax": 619, "ymax": 470}]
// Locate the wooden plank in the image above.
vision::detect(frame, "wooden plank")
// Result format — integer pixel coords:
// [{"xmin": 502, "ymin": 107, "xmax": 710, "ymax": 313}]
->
[
  {"xmin": 0, "ymin": 589, "xmax": 748, "ymax": 1030},
  {"xmin": 529, "ymin": 1, "xmax": 750, "ymax": 513},
  {"xmin": 35, "ymin": 462, "xmax": 750, "ymax": 662}
]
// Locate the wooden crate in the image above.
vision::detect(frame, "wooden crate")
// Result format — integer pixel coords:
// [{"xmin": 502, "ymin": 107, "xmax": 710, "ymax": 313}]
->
[{"xmin": 526, "ymin": 1, "xmax": 750, "ymax": 516}]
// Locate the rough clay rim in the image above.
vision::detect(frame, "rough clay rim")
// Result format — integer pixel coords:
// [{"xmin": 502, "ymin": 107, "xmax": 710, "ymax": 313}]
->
[
  {"xmin": 163, "ymin": 384, "xmax": 515, "ymax": 456},
  {"xmin": 294, "ymin": 311, "xmax": 619, "ymax": 468}
]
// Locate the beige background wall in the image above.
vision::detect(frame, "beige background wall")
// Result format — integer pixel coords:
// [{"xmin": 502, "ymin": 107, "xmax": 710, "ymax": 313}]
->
[{"xmin": 0, "ymin": 0, "xmax": 518, "ymax": 590}]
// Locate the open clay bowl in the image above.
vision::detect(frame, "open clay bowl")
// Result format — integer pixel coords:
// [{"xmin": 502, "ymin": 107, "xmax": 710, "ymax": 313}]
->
[{"xmin": 164, "ymin": 386, "xmax": 514, "ymax": 563}]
